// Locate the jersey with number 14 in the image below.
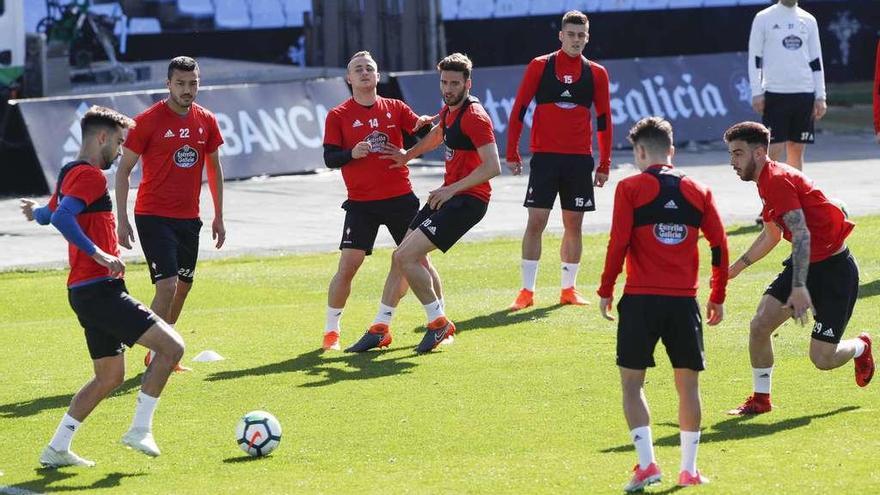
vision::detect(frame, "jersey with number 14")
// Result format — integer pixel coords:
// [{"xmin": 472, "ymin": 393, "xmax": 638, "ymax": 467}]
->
[
  {"xmin": 124, "ymin": 100, "xmax": 224, "ymax": 219},
  {"xmin": 323, "ymin": 96, "xmax": 420, "ymax": 201}
]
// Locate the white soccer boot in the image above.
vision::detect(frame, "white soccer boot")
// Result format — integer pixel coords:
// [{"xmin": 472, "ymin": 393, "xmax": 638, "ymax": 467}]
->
[
  {"xmin": 121, "ymin": 427, "xmax": 161, "ymax": 457},
  {"xmin": 39, "ymin": 446, "xmax": 96, "ymax": 468}
]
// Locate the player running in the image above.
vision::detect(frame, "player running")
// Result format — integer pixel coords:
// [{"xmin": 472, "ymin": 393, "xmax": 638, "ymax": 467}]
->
[
  {"xmin": 724, "ymin": 121, "xmax": 873, "ymax": 416},
  {"xmin": 115, "ymin": 56, "xmax": 225, "ymax": 371},
  {"xmin": 506, "ymin": 10, "xmax": 612, "ymax": 311},
  {"xmin": 20, "ymin": 106, "xmax": 185, "ymax": 467}
]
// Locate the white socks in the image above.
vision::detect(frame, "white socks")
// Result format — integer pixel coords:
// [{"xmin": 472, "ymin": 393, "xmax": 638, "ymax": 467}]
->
[
  {"xmin": 131, "ymin": 391, "xmax": 159, "ymax": 431},
  {"xmin": 424, "ymin": 300, "xmax": 445, "ymax": 322},
  {"xmin": 325, "ymin": 306, "xmax": 343, "ymax": 334},
  {"xmin": 561, "ymin": 262, "xmax": 579, "ymax": 289},
  {"xmin": 752, "ymin": 367, "xmax": 773, "ymax": 394},
  {"xmin": 630, "ymin": 426, "xmax": 656, "ymax": 469},
  {"xmin": 680, "ymin": 430, "xmax": 701, "ymax": 475},
  {"xmin": 521, "ymin": 259, "xmax": 538, "ymax": 291},
  {"xmin": 854, "ymin": 338, "xmax": 867, "ymax": 358},
  {"xmin": 49, "ymin": 413, "xmax": 81, "ymax": 451},
  {"xmin": 373, "ymin": 303, "xmax": 396, "ymax": 326}
]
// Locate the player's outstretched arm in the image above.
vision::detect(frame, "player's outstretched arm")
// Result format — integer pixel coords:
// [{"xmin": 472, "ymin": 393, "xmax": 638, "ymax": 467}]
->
[
  {"xmin": 115, "ymin": 147, "xmax": 140, "ymax": 249},
  {"xmin": 20, "ymin": 198, "xmax": 52, "ymax": 225},
  {"xmin": 728, "ymin": 220, "xmax": 782, "ymax": 279},
  {"xmin": 427, "ymin": 142, "xmax": 501, "ymax": 209},
  {"xmin": 383, "ymin": 124, "xmax": 443, "ymax": 169},
  {"xmin": 206, "ymin": 150, "xmax": 225, "ymax": 249}
]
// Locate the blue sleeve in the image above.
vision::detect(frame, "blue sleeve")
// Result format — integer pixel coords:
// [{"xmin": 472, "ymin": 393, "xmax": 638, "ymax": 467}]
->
[
  {"xmin": 50, "ymin": 196, "xmax": 97, "ymax": 256},
  {"xmin": 34, "ymin": 205, "xmax": 52, "ymax": 225}
]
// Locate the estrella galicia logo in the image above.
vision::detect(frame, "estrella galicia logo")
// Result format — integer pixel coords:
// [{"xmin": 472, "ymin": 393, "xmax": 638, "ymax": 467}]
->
[
  {"xmin": 782, "ymin": 35, "xmax": 803, "ymax": 50},
  {"xmin": 653, "ymin": 223, "xmax": 688, "ymax": 245},
  {"xmin": 173, "ymin": 145, "xmax": 199, "ymax": 168},
  {"xmin": 365, "ymin": 130, "xmax": 389, "ymax": 152}
]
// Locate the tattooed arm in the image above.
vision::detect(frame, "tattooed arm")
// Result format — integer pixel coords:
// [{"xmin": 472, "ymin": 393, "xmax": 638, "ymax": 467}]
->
[
  {"xmin": 781, "ymin": 209, "xmax": 814, "ymax": 324},
  {"xmin": 729, "ymin": 220, "xmax": 782, "ymax": 279}
]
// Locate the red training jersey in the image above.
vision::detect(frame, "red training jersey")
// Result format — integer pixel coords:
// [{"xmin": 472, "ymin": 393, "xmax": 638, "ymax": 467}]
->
[
  {"xmin": 440, "ymin": 100, "xmax": 496, "ymax": 203},
  {"xmin": 124, "ymin": 100, "xmax": 223, "ymax": 219},
  {"xmin": 47, "ymin": 165, "xmax": 120, "ymax": 287},
  {"xmin": 873, "ymin": 39, "xmax": 879, "ymax": 134},
  {"xmin": 323, "ymin": 96, "xmax": 420, "ymax": 201},
  {"xmin": 598, "ymin": 165, "xmax": 729, "ymax": 304},
  {"xmin": 506, "ymin": 50, "xmax": 612, "ymax": 172},
  {"xmin": 757, "ymin": 161, "xmax": 854, "ymax": 262}
]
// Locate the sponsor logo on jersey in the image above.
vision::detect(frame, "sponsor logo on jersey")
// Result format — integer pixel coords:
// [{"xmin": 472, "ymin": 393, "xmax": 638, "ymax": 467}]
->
[
  {"xmin": 173, "ymin": 144, "xmax": 199, "ymax": 168},
  {"xmin": 653, "ymin": 222, "xmax": 688, "ymax": 245},
  {"xmin": 353, "ymin": 119, "xmax": 363, "ymax": 127},
  {"xmin": 782, "ymin": 35, "xmax": 803, "ymax": 50},
  {"xmin": 164, "ymin": 129, "xmax": 175, "ymax": 138},
  {"xmin": 365, "ymin": 130, "xmax": 390, "ymax": 152}
]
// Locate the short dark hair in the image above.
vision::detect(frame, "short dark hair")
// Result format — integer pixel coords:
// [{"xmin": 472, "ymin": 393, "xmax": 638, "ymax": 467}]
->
[
  {"xmin": 167, "ymin": 56, "xmax": 199, "ymax": 80},
  {"xmin": 437, "ymin": 53, "xmax": 473, "ymax": 80},
  {"xmin": 723, "ymin": 121, "xmax": 770, "ymax": 148},
  {"xmin": 562, "ymin": 10, "xmax": 588, "ymax": 26},
  {"xmin": 80, "ymin": 105, "xmax": 135, "ymax": 137},
  {"xmin": 628, "ymin": 116, "xmax": 673, "ymax": 152}
]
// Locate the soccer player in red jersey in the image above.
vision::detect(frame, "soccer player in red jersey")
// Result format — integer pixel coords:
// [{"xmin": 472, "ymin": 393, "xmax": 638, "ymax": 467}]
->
[
  {"xmin": 383, "ymin": 53, "xmax": 501, "ymax": 353},
  {"xmin": 19, "ymin": 106, "xmax": 185, "ymax": 467},
  {"xmin": 724, "ymin": 121, "xmax": 873, "ymax": 416},
  {"xmin": 322, "ymin": 50, "xmax": 439, "ymax": 352},
  {"xmin": 506, "ymin": 10, "xmax": 612, "ymax": 311},
  {"xmin": 598, "ymin": 117, "xmax": 727, "ymax": 491},
  {"xmin": 115, "ymin": 56, "xmax": 226, "ymax": 371}
]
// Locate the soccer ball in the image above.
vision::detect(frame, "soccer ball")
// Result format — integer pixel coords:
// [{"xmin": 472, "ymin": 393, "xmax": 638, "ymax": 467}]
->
[{"xmin": 235, "ymin": 410, "xmax": 282, "ymax": 457}]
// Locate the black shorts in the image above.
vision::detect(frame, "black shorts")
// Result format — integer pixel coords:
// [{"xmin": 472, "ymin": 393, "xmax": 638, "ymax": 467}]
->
[
  {"xmin": 524, "ymin": 152, "xmax": 596, "ymax": 211},
  {"xmin": 762, "ymin": 92, "xmax": 815, "ymax": 144},
  {"xmin": 135, "ymin": 214, "xmax": 202, "ymax": 283},
  {"xmin": 616, "ymin": 294, "xmax": 705, "ymax": 371},
  {"xmin": 764, "ymin": 249, "xmax": 859, "ymax": 344},
  {"xmin": 339, "ymin": 192, "xmax": 419, "ymax": 255},
  {"xmin": 68, "ymin": 279, "xmax": 158, "ymax": 360},
  {"xmin": 409, "ymin": 194, "xmax": 488, "ymax": 253}
]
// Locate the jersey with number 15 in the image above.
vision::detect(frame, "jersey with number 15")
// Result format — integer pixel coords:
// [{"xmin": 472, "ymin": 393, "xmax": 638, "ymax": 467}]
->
[{"xmin": 124, "ymin": 100, "xmax": 224, "ymax": 219}]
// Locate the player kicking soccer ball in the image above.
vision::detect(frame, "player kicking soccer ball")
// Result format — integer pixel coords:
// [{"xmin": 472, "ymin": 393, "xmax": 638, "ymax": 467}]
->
[{"xmin": 20, "ymin": 106, "xmax": 184, "ymax": 467}]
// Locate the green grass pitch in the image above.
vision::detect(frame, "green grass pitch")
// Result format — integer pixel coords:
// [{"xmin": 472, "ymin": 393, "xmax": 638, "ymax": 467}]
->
[{"xmin": 1, "ymin": 218, "xmax": 878, "ymax": 494}]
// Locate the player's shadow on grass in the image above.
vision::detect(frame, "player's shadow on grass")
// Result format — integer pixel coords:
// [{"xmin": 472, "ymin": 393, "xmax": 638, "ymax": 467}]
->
[
  {"xmin": 204, "ymin": 348, "xmax": 419, "ymax": 387},
  {"xmin": 726, "ymin": 224, "xmax": 762, "ymax": 237},
  {"xmin": 0, "ymin": 373, "xmax": 144, "ymax": 419},
  {"xmin": 409, "ymin": 305, "xmax": 563, "ymax": 334},
  {"xmin": 10, "ymin": 469, "xmax": 146, "ymax": 493},
  {"xmin": 599, "ymin": 405, "xmax": 858, "ymax": 453},
  {"xmin": 858, "ymin": 279, "xmax": 880, "ymax": 299}
]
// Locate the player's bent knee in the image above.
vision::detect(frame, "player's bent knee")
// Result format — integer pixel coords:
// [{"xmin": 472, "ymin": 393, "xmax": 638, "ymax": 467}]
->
[
  {"xmin": 749, "ymin": 316, "xmax": 776, "ymax": 340},
  {"xmin": 809, "ymin": 345, "xmax": 837, "ymax": 370},
  {"xmin": 95, "ymin": 367, "xmax": 125, "ymax": 392},
  {"xmin": 155, "ymin": 277, "xmax": 177, "ymax": 296}
]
